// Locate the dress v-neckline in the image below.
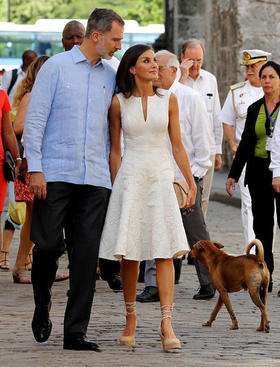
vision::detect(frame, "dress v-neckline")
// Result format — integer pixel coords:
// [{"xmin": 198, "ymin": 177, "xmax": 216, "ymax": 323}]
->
[
  {"xmin": 132, "ymin": 94, "xmax": 156, "ymax": 123},
  {"xmin": 141, "ymin": 96, "xmax": 149, "ymax": 123}
]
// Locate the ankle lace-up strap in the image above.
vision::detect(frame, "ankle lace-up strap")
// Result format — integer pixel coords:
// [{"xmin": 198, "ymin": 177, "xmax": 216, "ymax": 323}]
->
[
  {"xmin": 125, "ymin": 302, "xmax": 136, "ymax": 315},
  {"xmin": 160, "ymin": 304, "xmax": 174, "ymax": 320}
]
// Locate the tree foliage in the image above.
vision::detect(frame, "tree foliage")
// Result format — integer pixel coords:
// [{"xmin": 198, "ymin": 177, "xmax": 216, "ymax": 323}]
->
[
  {"xmin": 119, "ymin": 0, "xmax": 164, "ymax": 25},
  {"xmin": 7, "ymin": 0, "xmax": 73, "ymax": 24},
  {"xmin": 1, "ymin": 0, "xmax": 164, "ymax": 25}
]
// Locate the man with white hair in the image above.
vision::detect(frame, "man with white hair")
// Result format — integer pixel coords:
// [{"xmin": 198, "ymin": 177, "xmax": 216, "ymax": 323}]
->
[
  {"xmin": 221, "ymin": 49, "xmax": 271, "ymax": 247},
  {"xmin": 136, "ymin": 50, "xmax": 216, "ymax": 302},
  {"xmin": 179, "ymin": 39, "xmax": 222, "ymax": 218}
]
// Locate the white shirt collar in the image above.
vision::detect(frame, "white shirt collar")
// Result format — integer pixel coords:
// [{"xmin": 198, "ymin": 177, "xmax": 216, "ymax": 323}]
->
[
  {"xmin": 188, "ymin": 69, "xmax": 204, "ymax": 82},
  {"xmin": 170, "ymin": 79, "xmax": 180, "ymax": 92}
]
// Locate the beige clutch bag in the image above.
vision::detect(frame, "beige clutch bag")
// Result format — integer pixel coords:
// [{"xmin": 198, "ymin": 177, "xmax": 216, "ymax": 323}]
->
[{"xmin": 173, "ymin": 180, "xmax": 189, "ymax": 208}]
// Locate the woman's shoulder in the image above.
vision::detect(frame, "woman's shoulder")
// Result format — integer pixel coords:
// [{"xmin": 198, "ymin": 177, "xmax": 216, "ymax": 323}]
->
[
  {"xmin": 0, "ymin": 89, "xmax": 8, "ymax": 99},
  {"xmin": 116, "ymin": 92, "xmax": 123, "ymax": 99},
  {"xmin": 17, "ymin": 92, "xmax": 30, "ymax": 109},
  {"xmin": 248, "ymin": 96, "xmax": 265, "ymax": 112},
  {"xmin": 0, "ymin": 89, "xmax": 11, "ymax": 111}
]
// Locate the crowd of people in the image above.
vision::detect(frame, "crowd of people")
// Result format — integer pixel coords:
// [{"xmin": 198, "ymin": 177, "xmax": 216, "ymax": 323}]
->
[{"xmin": 0, "ymin": 6, "xmax": 280, "ymax": 353}]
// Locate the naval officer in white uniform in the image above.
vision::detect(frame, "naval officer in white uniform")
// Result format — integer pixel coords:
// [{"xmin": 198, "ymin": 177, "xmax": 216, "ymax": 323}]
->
[{"xmin": 221, "ymin": 49, "xmax": 271, "ymax": 246}]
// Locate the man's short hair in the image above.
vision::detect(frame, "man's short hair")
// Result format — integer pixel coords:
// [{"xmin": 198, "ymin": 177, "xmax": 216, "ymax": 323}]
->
[
  {"xmin": 181, "ymin": 39, "xmax": 205, "ymax": 55},
  {"xmin": 85, "ymin": 8, "xmax": 124, "ymax": 37},
  {"xmin": 63, "ymin": 20, "xmax": 85, "ymax": 37},
  {"xmin": 22, "ymin": 50, "xmax": 37, "ymax": 61},
  {"xmin": 155, "ymin": 50, "xmax": 179, "ymax": 68}
]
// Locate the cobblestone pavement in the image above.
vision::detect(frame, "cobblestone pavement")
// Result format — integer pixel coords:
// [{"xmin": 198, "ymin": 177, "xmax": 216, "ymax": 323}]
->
[{"xmin": 1, "ymin": 197, "xmax": 280, "ymax": 367}]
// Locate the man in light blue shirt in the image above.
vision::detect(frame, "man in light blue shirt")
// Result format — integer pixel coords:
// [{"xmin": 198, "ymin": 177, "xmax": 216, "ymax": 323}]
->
[{"xmin": 24, "ymin": 8, "xmax": 124, "ymax": 351}]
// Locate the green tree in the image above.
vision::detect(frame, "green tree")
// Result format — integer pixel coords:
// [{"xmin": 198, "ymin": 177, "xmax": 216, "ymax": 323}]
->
[
  {"xmin": 8, "ymin": 0, "xmax": 73, "ymax": 24},
  {"xmin": 2, "ymin": 0, "xmax": 164, "ymax": 25},
  {"xmin": 120, "ymin": 0, "xmax": 164, "ymax": 25}
]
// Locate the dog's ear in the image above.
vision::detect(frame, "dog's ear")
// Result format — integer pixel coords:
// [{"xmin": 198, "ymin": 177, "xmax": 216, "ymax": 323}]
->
[{"xmin": 214, "ymin": 242, "xmax": 224, "ymax": 249}]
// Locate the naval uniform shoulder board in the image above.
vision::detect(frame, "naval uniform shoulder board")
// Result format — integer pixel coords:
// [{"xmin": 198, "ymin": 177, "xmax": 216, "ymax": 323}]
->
[
  {"xmin": 230, "ymin": 81, "xmax": 246, "ymax": 91},
  {"xmin": 230, "ymin": 82, "xmax": 246, "ymax": 119}
]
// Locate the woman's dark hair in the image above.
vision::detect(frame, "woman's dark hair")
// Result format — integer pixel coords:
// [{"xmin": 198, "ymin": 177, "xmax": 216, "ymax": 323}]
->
[
  {"xmin": 259, "ymin": 61, "xmax": 280, "ymax": 78},
  {"xmin": 116, "ymin": 44, "xmax": 159, "ymax": 98}
]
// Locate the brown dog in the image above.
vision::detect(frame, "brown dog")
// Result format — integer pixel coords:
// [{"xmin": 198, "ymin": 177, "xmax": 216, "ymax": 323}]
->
[{"xmin": 190, "ymin": 239, "xmax": 270, "ymax": 332}]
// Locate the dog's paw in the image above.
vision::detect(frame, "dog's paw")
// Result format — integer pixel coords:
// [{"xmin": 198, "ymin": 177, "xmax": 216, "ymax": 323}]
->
[
  {"xmin": 230, "ymin": 324, "xmax": 239, "ymax": 330},
  {"xmin": 202, "ymin": 321, "xmax": 212, "ymax": 327},
  {"xmin": 257, "ymin": 322, "xmax": 270, "ymax": 333},
  {"xmin": 265, "ymin": 322, "xmax": 270, "ymax": 333}
]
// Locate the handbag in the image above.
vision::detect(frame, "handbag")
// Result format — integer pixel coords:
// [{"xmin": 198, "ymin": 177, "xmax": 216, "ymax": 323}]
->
[
  {"xmin": 3, "ymin": 150, "xmax": 15, "ymax": 182},
  {"xmin": 173, "ymin": 179, "xmax": 189, "ymax": 208},
  {"xmin": 9, "ymin": 199, "xmax": 26, "ymax": 226}
]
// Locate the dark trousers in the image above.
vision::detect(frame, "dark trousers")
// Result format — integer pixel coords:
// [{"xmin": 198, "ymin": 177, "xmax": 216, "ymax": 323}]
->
[
  {"xmin": 248, "ymin": 157, "xmax": 280, "ymax": 277},
  {"xmin": 31, "ymin": 182, "xmax": 109, "ymax": 338},
  {"xmin": 181, "ymin": 179, "xmax": 212, "ymax": 286},
  {"xmin": 99, "ymin": 258, "xmax": 120, "ymax": 280}
]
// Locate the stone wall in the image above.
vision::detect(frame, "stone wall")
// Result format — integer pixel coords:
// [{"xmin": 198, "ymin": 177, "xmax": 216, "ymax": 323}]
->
[{"xmin": 164, "ymin": 0, "xmax": 280, "ymax": 168}]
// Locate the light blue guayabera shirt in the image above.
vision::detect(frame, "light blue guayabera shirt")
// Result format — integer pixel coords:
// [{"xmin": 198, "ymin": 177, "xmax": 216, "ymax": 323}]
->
[{"xmin": 24, "ymin": 45, "xmax": 116, "ymax": 189}]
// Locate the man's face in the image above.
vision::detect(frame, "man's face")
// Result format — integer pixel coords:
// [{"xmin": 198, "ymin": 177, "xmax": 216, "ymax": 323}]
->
[
  {"xmin": 62, "ymin": 23, "xmax": 85, "ymax": 51},
  {"xmin": 154, "ymin": 54, "xmax": 176, "ymax": 89},
  {"xmin": 181, "ymin": 46, "xmax": 204, "ymax": 80},
  {"xmin": 245, "ymin": 62, "xmax": 264, "ymax": 87},
  {"xmin": 96, "ymin": 21, "xmax": 124, "ymax": 59}
]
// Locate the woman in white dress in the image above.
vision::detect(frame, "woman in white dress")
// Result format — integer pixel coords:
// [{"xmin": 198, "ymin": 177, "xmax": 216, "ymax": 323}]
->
[{"xmin": 99, "ymin": 45, "xmax": 196, "ymax": 352}]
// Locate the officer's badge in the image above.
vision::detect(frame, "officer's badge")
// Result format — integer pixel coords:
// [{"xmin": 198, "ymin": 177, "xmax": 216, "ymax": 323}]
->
[{"xmin": 243, "ymin": 52, "xmax": 250, "ymax": 60}]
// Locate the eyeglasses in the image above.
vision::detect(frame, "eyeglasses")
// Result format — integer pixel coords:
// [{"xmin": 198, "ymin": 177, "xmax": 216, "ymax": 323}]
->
[{"xmin": 188, "ymin": 59, "xmax": 202, "ymax": 64}]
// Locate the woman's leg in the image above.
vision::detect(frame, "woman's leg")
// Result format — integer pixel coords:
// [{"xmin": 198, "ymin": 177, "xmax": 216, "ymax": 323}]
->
[
  {"xmin": 0, "ymin": 182, "xmax": 16, "ymax": 268},
  {"xmin": 120, "ymin": 259, "xmax": 138, "ymax": 337},
  {"xmin": 14, "ymin": 202, "xmax": 33, "ymax": 268},
  {"xmin": 156, "ymin": 258, "xmax": 176, "ymax": 339},
  {"xmin": 0, "ymin": 223, "xmax": 15, "ymax": 269},
  {"xmin": 0, "ymin": 212, "xmax": 3, "ymax": 256},
  {"xmin": 12, "ymin": 202, "xmax": 33, "ymax": 283}
]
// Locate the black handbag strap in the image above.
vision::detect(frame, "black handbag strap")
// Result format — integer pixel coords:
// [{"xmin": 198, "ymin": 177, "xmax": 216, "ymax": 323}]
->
[{"xmin": 7, "ymin": 68, "xmax": 18, "ymax": 96}]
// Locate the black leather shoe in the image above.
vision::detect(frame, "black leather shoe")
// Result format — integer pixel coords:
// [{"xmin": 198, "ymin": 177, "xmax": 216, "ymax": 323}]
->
[
  {"xmin": 32, "ymin": 319, "xmax": 52, "ymax": 343},
  {"xmin": 107, "ymin": 274, "xmax": 122, "ymax": 291},
  {"xmin": 193, "ymin": 284, "xmax": 216, "ymax": 300},
  {"xmin": 136, "ymin": 286, "xmax": 159, "ymax": 303},
  {"xmin": 64, "ymin": 336, "xmax": 100, "ymax": 351}
]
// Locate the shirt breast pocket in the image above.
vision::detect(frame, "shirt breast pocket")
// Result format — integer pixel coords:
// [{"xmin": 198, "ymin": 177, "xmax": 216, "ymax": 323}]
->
[
  {"xmin": 94, "ymin": 85, "xmax": 113, "ymax": 115},
  {"xmin": 59, "ymin": 83, "xmax": 79, "ymax": 108},
  {"xmin": 237, "ymin": 101, "xmax": 247, "ymax": 117},
  {"xmin": 205, "ymin": 93, "xmax": 213, "ymax": 112}
]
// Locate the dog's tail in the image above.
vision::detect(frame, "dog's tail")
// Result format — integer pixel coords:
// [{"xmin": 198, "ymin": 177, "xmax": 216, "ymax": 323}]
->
[{"xmin": 246, "ymin": 239, "xmax": 264, "ymax": 263}]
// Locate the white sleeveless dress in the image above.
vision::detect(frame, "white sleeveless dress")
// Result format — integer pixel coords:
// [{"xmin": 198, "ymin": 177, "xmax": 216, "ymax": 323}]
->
[{"xmin": 99, "ymin": 90, "xmax": 189, "ymax": 261}]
